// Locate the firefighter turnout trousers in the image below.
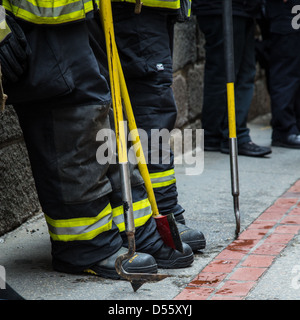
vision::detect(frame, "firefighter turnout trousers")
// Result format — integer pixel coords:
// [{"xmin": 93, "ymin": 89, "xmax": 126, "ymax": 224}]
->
[
  {"xmin": 112, "ymin": 3, "xmax": 185, "ymax": 218},
  {"xmin": 8, "ymin": 12, "xmax": 163, "ymax": 273}
]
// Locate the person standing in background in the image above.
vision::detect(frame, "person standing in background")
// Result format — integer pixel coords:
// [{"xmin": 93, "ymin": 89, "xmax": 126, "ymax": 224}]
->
[
  {"xmin": 192, "ymin": 0, "xmax": 272, "ymax": 157},
  {"xmin": 266, "ymin": 0, "xmax": 300, "ymax": 148}
]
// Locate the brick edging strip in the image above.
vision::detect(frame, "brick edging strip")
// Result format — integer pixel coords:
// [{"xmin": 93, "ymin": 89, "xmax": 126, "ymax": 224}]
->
[{"xmin": 174, "ymin": 180, "xmax": 300, "ymax": 300}]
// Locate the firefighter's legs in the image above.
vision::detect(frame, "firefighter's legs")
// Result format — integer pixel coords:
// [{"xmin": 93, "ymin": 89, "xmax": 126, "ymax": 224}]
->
[
  {"xmin": 14, "ymin": 104, "xmax": 158, "ymax": 277},
  {"xmin": 15, "ymin": 102, "xmax": 194, "ymax": 275}
]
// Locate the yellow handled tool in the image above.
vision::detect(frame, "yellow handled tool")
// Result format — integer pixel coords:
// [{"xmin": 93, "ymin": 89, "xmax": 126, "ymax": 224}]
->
[
  {"xmin": 223, "ymin": 0, "xmax": 241, "ymax": 238},
  {"xmin": 99, "ymin": 0, "xmax": 169, "ymax": 292}
]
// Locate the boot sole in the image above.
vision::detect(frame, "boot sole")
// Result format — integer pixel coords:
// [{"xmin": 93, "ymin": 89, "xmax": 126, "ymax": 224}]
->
[
  {"xmin": 85, "ymin": 263, "xmax": 158, "ymax": 280},
  {"xmin": 272, "ymin": 141, "xmax": 300, "ymax": 149},
  {"xmin": 155, "ymin": 251, "xmax": 194, "ymax": 269},
  {"xmin": 185, "ymin": 239, "xmax": 206, "ymax": 252}
]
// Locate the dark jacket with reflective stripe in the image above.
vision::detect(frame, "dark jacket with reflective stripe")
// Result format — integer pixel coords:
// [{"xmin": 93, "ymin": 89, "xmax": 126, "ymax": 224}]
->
[
  {"xmin": 3, "ymin": 0, "xmax": 181, "ymax": 25},
  {"xmin": 192, "ymin": 0, "xmax": 262, "ymax": 18}
]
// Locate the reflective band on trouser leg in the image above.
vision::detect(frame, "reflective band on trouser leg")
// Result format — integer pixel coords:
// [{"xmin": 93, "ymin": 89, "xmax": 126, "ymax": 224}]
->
[
  {"xmin": 149, "ymin": 169, "xmax": 176, "ymax": 189},
  {"xmin": 112, "ymin": 198, "xmax": 152, "ymax": 232},
  {"xmin": 148, "ymin": 168, "xmax": 185, "ymax": 217},
  {"xmin": 45, "ymin": 203, "xmax": 113, "ymax": 242}
]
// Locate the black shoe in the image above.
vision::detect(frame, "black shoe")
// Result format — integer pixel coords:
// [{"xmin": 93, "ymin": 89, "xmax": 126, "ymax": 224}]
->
[
  {"xmin": 238, "ymin": 141, "xmax": 272, "ymax": 157},
  {"xmin": 272, "ymin": 134, "xmax": 300, "ymax": 149},
  {"xmin": 221, "ymin": 141, "xmax": 272, "ymax": 157},
  {"xmin": 152, "ymin": 242, "xmax": 194, "ymax": 269},
  {"xmin": 84, "ymin": 247, "xmax": 157, "ymax": 279},
  {"xmin": 176, "ymin": 222, "xmax": 206, "ymax": 251}
]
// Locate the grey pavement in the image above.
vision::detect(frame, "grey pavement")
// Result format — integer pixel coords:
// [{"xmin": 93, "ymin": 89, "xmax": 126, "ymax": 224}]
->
[{"xmin": 1, "ymin": 114, "xmax": 300, "ymax": 300}]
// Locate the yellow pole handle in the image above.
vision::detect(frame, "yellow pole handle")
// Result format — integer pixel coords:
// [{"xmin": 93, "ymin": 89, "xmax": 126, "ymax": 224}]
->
[{"xmin": 226, "ymin": 82, "xmax": 237, "ymax": 139}]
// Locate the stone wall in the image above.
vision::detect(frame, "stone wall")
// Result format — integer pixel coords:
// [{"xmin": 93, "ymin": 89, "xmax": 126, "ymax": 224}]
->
[
  {"xmin": 0, "ymin": 17, "xmax": 270, "ymax": 236},
  {"xmin": 0, "ymin": 106, "xmax": 40, "ymax": 236}
]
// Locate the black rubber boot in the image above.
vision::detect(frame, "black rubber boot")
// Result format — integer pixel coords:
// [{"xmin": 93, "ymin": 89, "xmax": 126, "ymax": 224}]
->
[
  {"xmin": 175, "ymin": 214, "xmax": 206, "ymax": 251},
  {"xmin": 84, "ymin": 247, "xmax": 158, "ymax": 280},
  {"xmin": 176, "ymin": 222, "xmax": 206, "ymax": 252},
  {"xmin": 152, "ymin": 242, "xmax": 194, "ymax": 269}
]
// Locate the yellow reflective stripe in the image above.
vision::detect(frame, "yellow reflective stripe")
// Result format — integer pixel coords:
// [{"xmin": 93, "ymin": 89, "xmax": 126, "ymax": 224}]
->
[
  {"xmin": 10, "ymin": 8, "xmax": 88, "ymax": 25},
  {"xmin": 25, "ymin": 0, "xmax": 83, "ymax": 8},
  {"xmin": 2, "ymin": 1, "xmax": 12, "ymax": 12},
  {"xmin": 151, "ymin": 179, "xmax": 176, "ymax": 188},
  {"xmin": 45, "ymin": 203, "xmax": 112, "ymax": 242},
  {"xmin": 149, "ymin": 169, "xmax": 176, "ymax": 188},
  {"xmin": 3, "ymin": 0, "xmax": 95, "ymax": 24},
  {"xmin": 112, "ymin": 198, "xmax": 152, "ymax": 232},
  {"xmin": 48, "ymin": 221, "xmax": 112, "ymax": 242},
  {"xmin": 149, "ymin": 169, "xmax": 175, "ymax": 180},
  {"xmin": 112, "ymin": 198, "xmax": 151, "ymax": 218},
  {"xmin": 188, "ymin": 0, "xmax": 192, "ymax": 17},
  {"xmin": 45, "ymin": 203, "xmax": 112, "ymax": 228}
]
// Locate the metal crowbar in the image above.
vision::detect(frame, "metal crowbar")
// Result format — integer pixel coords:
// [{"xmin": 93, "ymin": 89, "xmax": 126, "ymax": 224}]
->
[
  {"xmin": 222, "ymin": 0, "xmax": 241, "ymax": 238},
  {"xmin": 99, "ymin": 0, "xmax": 169, "ymax": 291}
]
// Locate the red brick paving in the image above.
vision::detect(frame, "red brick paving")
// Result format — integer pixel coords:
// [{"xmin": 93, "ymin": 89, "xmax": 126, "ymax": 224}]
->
[
  {"xmin": 241, "ymin": 254, "xmax": 274, "ymax": 268},
  {"xmin": 229, "ymin": 267, "xmax": 267, "ymax": 281},
  {"xmin": 174, "ymin": 180, "xmax": 300, "ymax": 300}
]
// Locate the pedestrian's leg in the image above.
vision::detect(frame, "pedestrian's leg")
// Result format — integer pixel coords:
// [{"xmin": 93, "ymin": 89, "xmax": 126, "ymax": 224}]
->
[
  {"xmin": 269, "ymin": 33, "xmax": 300, "ymax": 145},
  {"xmin": 232, "ymin": 16, "xmax": 253, "ymax": 144},
  {"xmin": 197, "ymin": 15, "xmax": 227, "ymax": 151}
]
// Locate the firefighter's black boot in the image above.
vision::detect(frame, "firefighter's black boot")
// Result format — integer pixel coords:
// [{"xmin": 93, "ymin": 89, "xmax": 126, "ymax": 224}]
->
[
  {"xmin": 84, "ymin": 247, "xmax": 158, "ymax": 279},
  {"xmin": 176, "ymin": 222, "xmax": 206, "ymax": 252},
  {"xmin": 152, "ymin": 242, "xmax": 194, "ymax": 269}
]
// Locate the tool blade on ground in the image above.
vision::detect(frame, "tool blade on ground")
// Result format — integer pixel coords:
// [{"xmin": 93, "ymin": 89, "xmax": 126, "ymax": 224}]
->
[
  {"xmin": 115, "ymin": 233, "xmax": 169, "ymax": 292},
  {"xmin": 154, "ymin": 213, "xmax": 183, "ymax": 253}
]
